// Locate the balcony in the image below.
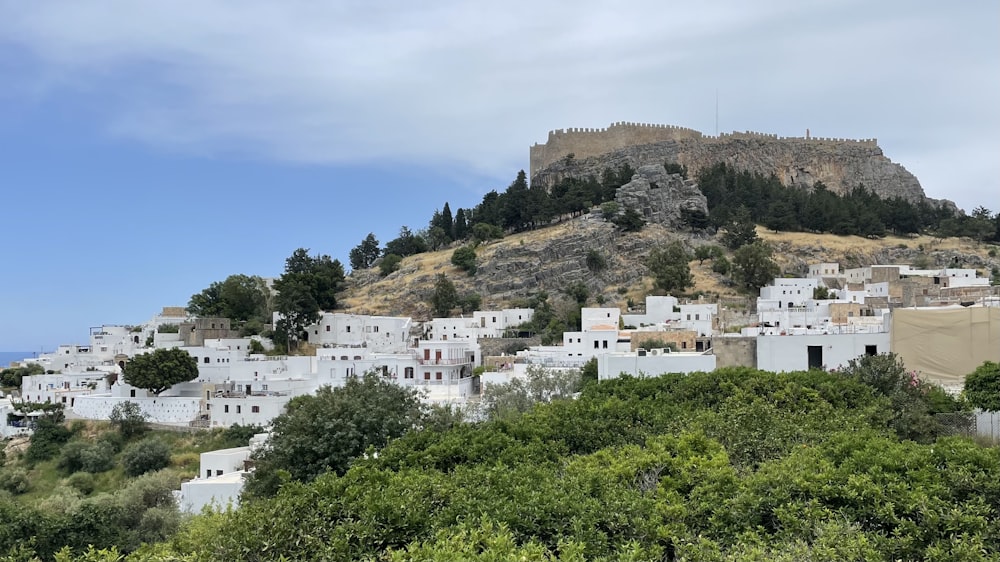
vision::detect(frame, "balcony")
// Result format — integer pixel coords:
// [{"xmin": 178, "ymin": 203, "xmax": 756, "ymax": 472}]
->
[{"xmin": 416, "ymin": 358, "xmax": 470, "ymax": 366}]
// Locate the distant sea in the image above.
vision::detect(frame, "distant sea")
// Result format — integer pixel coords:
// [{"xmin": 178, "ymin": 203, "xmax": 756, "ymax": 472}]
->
[{"xmin": 0, "ymin": 352, "xmax": 39, "ymax": 369}]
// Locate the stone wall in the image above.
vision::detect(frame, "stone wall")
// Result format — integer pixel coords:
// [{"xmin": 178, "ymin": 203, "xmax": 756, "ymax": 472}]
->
[
  {"xmin": 711, "ymin": 336, "xmax": 756, "ymax": 368},
  {"xmin": 478, "ymin": 337, "xmax": 541, "ymax": 358},
  {"xmin": 530, "ymin": 122, "xmax": 927, "ymax": 203},
  {"xmin": 530, "ymin": 122, "xmax": 702, "ymax": 177}
]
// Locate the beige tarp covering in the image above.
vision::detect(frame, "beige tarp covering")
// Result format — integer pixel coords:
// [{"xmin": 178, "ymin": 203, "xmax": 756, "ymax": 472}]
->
[{"xmin": 891, "ymin": 307, "xmax": 1000, "ymax": 387}]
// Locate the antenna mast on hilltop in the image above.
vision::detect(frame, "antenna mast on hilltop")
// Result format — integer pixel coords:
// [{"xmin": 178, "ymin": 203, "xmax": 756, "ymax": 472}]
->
[{"xmin": 715, "ymin": 89, "xmax": 719, "ymax": 136}]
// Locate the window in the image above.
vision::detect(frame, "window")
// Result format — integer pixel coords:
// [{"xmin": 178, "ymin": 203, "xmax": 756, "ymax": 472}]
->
[
  {"xmin": 326, "ymin": 325, "xmax": 331, "ymax": 332},
  {"xmin": 237, "ymin": 405, "xmax": 241, "ymax": 414},
  {"xmin": 224, "ymin": 405, "xmax": 229, "ymax": 413},
  {"xmin": 435, "ymin": 372, "xmax": 442, "ymax": 380},
  {"xmin": 216, "ymin": 470, "xmax": 223, "ymax": 476},
  {"xmin": 594, "ymin": 341, "xmax": 599, "ymax": 349},
  {"xmin": 686, "ymin": 314, "xmax": 691, "ymax": 320},
  {"xmin": 681, "ymin": 342, "xmax": 687, "ymax": 349},
  {"xmin": 204, "ymin": 357, "xmax": 210, "ymax": 364},
  {"xmin": 404, "ymin": 367, "xmax": 414, "ymax": 379},
  {"xmin": 130, "ymin": 389, "xmax": 136, "ymax": 398},
  {"xmin": 424, "ymin": 372, "xmax": 431, "ymax": 380},
  {"xmin": 346, "ymin": 326, "xmax": 351, "ymax": 333},
  {"xmin": 695, "ymin": 314, "xmax": 700, "ymax": 320},
  {"xmin": 374, "ymin": 326, "xmax": 379, "ymax": 333},
  {"xmin": 865, "ymin": 345, "xmax": 878, "ymax": 356},
  {"xmin": 251, "ymin": 405, "xmax": 260, "ymax": 413},
  {"xmin": 602, "ymin": 340, "xmax": 608, "ymax": 349}
]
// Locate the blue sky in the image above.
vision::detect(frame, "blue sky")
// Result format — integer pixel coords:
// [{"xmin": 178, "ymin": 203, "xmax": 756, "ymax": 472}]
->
[{"xmin": 1, "ymin": 0, "xmax": 998, "ymax": 351}]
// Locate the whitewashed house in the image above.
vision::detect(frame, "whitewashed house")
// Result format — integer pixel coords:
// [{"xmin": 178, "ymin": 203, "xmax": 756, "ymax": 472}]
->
[{"xmin": 597, "ymin": 349, "xmax": 716, "ymax": 380}]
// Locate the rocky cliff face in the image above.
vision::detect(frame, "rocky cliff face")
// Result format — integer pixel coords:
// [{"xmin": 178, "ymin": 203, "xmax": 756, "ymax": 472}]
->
[
  {"xmin": 532, "ymin": 134, "xmax": 932, "ymax": 204},
  {"xmin": 614, "ymin": 164, "xmax": 708, "ymax": 228}
]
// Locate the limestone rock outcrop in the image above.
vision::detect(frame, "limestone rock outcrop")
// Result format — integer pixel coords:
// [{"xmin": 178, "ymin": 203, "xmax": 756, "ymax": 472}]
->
[
  {"xmin": 613, "ymin": 164, "xmax": 708, "ymax": 228},
  {"xmin": 531, "ymin": 128, "xmax": 935, "ymax": 205}
]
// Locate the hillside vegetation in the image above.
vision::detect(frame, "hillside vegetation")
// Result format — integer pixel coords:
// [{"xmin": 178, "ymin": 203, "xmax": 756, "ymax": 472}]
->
[
  {"xmin": 17, "ymin": 356, "xmax": 994, "ymax": 561},
  {"xmin": 341, "ymin": 219, "xmax": 1000, "ymax": 320}
]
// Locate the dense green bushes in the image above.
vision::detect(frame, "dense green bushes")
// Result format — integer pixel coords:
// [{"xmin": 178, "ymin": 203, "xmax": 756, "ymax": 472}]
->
[{"xmin": 6, "ymin": 360, "xmax": 996, "ymax": 561}]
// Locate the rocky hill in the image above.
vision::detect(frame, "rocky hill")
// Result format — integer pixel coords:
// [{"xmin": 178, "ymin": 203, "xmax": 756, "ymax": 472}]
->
[
  {"xmin": 532, "ymin": 128, "xmax": 939, "ymax": 206},
  {"xmin": 341, "ymin": 211, "xmax": 998, "ymax": 320}
]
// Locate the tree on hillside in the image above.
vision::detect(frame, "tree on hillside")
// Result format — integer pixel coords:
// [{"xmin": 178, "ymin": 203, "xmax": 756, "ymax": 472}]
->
[
  {"xmin": 731, "ymin": 241, "xmax": 780, "ymax": 294},
  {"xmin": 721, "ymin": 205, "xmax": 759, "ymax": 250},
  {"xmin": 451, "ymin": 245, "xmax": 477, "ymax": 275},
  {"xmin": 244, "ymin": 373, "xmax": 426, "ymax": 497},
  {"xmin": 453, "ymin": 208, "xmax": 469, "ymax": 240},
  {"xmin": 646, "ymin": 241, "xmax": 693, "ymax": 293},
  {"xmin": 430, "ymin": 274, "xmax": 459, "ymax": 317},
  {"xmin": 187, "ymin": 274, "xmax": 271, "ymax": 328},
  {"xmin": 349, "ymin": 233, "xmax": 381, "ymax": 270},
  {"xmin": 273, "ymin": 248, "xmax": 345, "ymax": 349},
  {"xmin": 123, "ymin": 348, "xmax": 199, "ymax": 396},
  {"xmin": 384, "ymin": 226, "xmax": 429, "ymax": 258},
  {"xmin": 109, "ymin": 401, "xmax": 148, "ymax": 439}
]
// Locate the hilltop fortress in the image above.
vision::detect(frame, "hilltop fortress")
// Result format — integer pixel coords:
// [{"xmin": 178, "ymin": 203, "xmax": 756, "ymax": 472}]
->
[{"xmin": 529, "ymin": 121, "xmax": 927, "ymax": 203}]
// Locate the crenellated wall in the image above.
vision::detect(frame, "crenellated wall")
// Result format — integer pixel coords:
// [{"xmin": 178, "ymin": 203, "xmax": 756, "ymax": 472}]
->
[
  {"xmin": 529, "ymin": 122, "xmax": 925, "ymax": 203},
  {"xmin": 529, "ymin": 122, "xmax": 703, "ymax": 177}
]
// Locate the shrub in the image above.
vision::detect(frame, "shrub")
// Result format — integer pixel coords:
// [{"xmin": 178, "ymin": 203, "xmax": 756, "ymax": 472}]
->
[
  {"xmin": 121, "ymin": 438, "xmax": 172, "ymax": 477},
  {"xmin": 585, "ymin": 249, "xmax": 607, "ymax": 273},
  {"xmin": 66, "ymin": 472, "xmax": 96, "ymax": 495},
  {"xmin": 379, "ymin": 253, "xmax": 403, "ymax": 277},
  {"xmin": 451, "ymin": 245, "xmax": 477, "ymax": 275},
  {"xmin": 109, "ymin": 401, "xmax": 148, "ymax": 439},
  {"xmin": 0, "ymin": 467, "xmax": 30, "ymax": 494},
  {"xmin": 964, "ymin": 360, "xmax": 1000, "ymax": 412},
  {"xmin": 24, "ymin": 417, "xmax": 73, "ymax": 464},
  {"xmin": 59, "ymin": 441, "xmax": 116, "ymax": 474}
]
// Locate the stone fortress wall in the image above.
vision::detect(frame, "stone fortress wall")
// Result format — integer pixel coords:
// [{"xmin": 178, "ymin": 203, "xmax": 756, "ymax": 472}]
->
[{"xmin": 529, "ymin": 121, "xmax": 879, "ymax": 178}]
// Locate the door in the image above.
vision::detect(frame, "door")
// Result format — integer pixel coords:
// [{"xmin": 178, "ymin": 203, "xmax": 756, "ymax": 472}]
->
[{"xmin": 807, "ymin": 346, "xmax": 823, "ymax": 369}]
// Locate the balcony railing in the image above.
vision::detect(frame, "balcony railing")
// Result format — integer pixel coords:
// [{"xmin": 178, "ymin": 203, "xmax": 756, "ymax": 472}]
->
[{"xmin": 416, "ymin": 358, "xmax": 470, "ymax": 366}]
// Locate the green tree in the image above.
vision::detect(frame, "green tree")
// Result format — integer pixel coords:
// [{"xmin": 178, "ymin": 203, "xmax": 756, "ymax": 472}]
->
[
  {"xmin": 109, "ymin": 401, "xmax": 148, "ymax": 439},
  {"xmin": 430, "ymin": 274, "xmax": 459, "ymax": 317},
  {"xmin": 679, "ymin": 207, "xmax": 710, "ymax": 232},
  {"xmin": 245, "ymin": 374, "xmax": 425, "ymax": 496},
  {"xmin": 273, "ymin": 248, "xmax": 345, "ymax": 348},
  {"xmin": 731, "ymin": 240, "xmax": 780, "ymax": 294},
  {"xmin": 964, "ymin": 361, "xmax": 1000, "ymax": 412},
  {"xmin": 721, "ymin": 205, "xmax": 759, "ymax": 250},
  {"xmin": 646, "ymin": 241, "xmax": 693, "ymax": 293},
  {"xmin": 612, "ymin": 208, "xmax": 645, "ymax": 232},
  {"xmin": 453, "ymin": 208, "xmax": 469, "ymax": 240},
  {"xmin": 480, "ymin": 365, "xmax": 582, "ymax": 420},
  {"xmin": 384, "ymin": 226, "xmax": 429, "ymax": 258},
  {"xmin": 471, "ymin": 222, "xmax": 504, "ymax": 243},
  {"xmin": 379, "ymin": 254, "xmax": 403, "ymax": 277},
  {"xmin": 563, "ymin": 281, "xmax": 590, "ymax": 306},
  {"xmin": 451, "ymin": 245, "xmax": 477, "ymax": 275},
  {"xmin": 121, "ymin": 437, "xmax": 172, "ymax": 477},
  {"xmin": 123, "ymin": 348, "xmax": 199, "ymax": 395},
  {"xmin": 585, "ymin": 249, "xmax": 607, "ymax": 273},
  {"xmin": 349, "ymin": 233, "xmax": 381, "ymax": 270},
  {"xmin": 187, "ymin": 274, "xmax": 271, "ymax": 326}
]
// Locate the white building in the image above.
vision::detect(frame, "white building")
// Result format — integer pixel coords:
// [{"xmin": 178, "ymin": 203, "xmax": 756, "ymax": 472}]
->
[
  {"xmin": 175, "ymin": 433, "xmax": 267, "ymax": 513},
  {"xmin": 425, "ymin": 308, "xmax": 535, "ymax": 341},
  {"xmin": 757, "ymin": 332, "xmax": 892, "ymax": 372},
  {"xmin": 623, "ymin": 296, "xmax": 718, "ymax": 336},
  {"xmin": 20, "ymin": 371, "xmax": 110, "ymax": 407},
  {"xmin": 597, "ymin": 349, "xmax": 717, "ymax": 381},
  {"xmin": 303, "ymin": 312, "xmax": 411, "ymax": 352}
]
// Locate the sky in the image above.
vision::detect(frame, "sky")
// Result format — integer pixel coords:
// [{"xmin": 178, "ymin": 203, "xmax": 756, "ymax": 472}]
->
[{"xmin": 0, "ymin": 0, "xmax": 998, "ymax": 352}]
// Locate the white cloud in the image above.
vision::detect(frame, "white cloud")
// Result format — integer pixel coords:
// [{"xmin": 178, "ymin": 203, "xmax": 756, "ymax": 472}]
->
[{"xmin": 0, "ymin": 0, "xmax": 997, "ymax": 206}]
